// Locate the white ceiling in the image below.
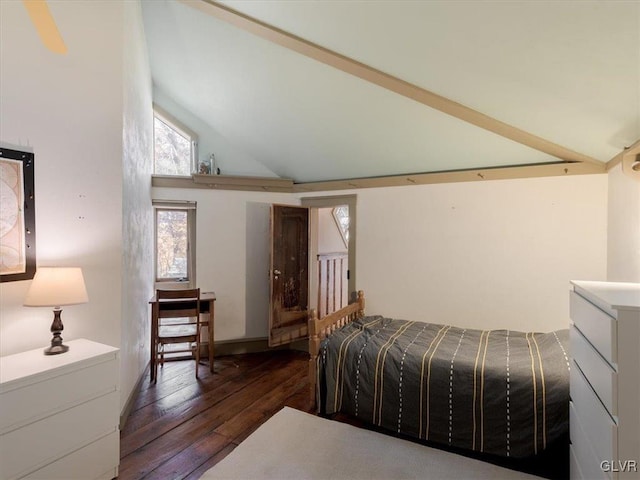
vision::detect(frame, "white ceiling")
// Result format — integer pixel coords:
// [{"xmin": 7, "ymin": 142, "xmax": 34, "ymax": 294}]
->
[{"xmin": 141, "ymin": 0, "xmax": 640, "ymax": 183}]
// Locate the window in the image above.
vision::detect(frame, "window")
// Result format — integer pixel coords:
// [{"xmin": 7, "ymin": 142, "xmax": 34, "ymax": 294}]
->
[
  {"xmin": 332, "ymin": 205, "xmax": 349, "ymax": 247},
  {"xmin": 153, "ymin": 105, "xmax": 198, "ymax": 176},
  {"xmin": 153, "ymin": 200, "xmax": 196, "ymax": 286}
]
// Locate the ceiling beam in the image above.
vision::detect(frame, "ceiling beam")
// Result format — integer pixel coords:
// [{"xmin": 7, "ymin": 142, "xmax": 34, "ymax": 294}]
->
[
  {"xmin": 152, "ymin": 162, "xmax": 605, "ymax": 193},
  {"xmin": 179, "ymin": 0, "xmax": 603, "ymax": 167},
  {"xmin": 292, "ymin": 161, "xmax": 605, "ymax": 193},
  {"xmin": 606, "ymin": 138, "xmax": 640, "ymax": 171}
]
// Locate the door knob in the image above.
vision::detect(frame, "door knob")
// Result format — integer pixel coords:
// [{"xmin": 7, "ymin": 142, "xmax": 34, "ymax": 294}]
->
[{"xmin": 274, "ymin": 269, "xmax": 282, "ymax": 275}]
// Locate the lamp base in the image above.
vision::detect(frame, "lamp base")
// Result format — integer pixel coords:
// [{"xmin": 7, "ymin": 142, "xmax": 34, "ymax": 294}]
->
[
  {"xmin": 44, "ymin": 343, "xmax": 69, "ymax": 355},
  {"xmin": 44, "ymin": 307, "xmax": 69, "ymax": 355}
]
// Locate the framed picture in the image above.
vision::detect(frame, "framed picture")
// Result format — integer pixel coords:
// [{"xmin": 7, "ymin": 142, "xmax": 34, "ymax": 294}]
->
[{"xmin": 0, "ymin": 146, "xmax": 36, "ymax": 282}]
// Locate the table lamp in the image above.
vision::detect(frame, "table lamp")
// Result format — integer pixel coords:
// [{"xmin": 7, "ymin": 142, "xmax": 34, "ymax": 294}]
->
[{"xmin": 24, "ymin": 267, "xmax": 89, "ymax": 355}]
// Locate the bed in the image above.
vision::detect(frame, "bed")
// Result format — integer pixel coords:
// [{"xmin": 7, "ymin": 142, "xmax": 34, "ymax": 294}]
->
[{"xmin": 308, "ymin": 291, "xmax": 570, "ymax": 461}]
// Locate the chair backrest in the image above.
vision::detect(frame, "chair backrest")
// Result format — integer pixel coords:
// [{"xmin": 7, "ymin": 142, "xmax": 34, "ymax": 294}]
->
[{"xmin": 156, "ymin": 288, "xmax": 201, "ymax": 320}]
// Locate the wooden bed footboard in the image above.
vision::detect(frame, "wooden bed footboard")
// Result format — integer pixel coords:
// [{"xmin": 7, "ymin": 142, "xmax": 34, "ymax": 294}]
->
[{"xmin": 308, "ymin": 290, "xmax": 365, "ymax": 408}]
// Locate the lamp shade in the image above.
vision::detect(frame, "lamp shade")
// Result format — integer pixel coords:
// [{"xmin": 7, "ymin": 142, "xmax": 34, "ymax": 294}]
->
[{"xmin": 24, "ymin": 267, "xmax": 89, "ymax": 307}]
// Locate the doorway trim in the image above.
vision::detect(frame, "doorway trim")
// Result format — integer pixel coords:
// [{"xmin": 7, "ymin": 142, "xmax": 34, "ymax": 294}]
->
[{"xmin": 301, "ymin": 195, "xmax": 357, "ymax": 304}]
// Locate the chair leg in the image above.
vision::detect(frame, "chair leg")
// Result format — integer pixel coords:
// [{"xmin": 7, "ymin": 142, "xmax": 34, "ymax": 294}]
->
[
  {"xmin": 153, "ymin": 349, "xmax": 158, "ymax": 384},
  {"xmin": 195, "ymin": 341, "xmax": 200, "ymax": 379}
]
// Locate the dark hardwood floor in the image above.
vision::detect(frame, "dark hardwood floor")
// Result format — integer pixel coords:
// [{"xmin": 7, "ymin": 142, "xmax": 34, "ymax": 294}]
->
[
  {"xmin": 118, "ymin": 350, "xmax": 313, "ymax": 480},
  {"xmin": 119, "ymin": 349, "xmax": 566, "ymax": 480}
]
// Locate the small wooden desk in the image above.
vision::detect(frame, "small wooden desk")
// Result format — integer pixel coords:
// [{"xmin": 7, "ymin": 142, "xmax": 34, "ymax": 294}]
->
[{"xmin": 149, "ymin": 291, "xmax": 216, "ymax": 381}]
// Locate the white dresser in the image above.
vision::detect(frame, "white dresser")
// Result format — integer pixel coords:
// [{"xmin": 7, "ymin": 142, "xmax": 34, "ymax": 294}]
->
[
  {"xmin": 569, "ymin": 281, "xmax": 640, "ymax": 480},
  {"xmin": 0, "ymin": 339, "xmax": 120, "ymax": 480}
]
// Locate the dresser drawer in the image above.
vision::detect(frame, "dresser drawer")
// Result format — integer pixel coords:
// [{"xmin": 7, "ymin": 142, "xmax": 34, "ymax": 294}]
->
[
  {"xmin": 23, "ymin": 430, "xmax": 119, "ymax": 480},
  {"xmin": 570, "ymin": 325, "xmax": 617, "ymax": 416},
  {"xmin": 0, "ymin": 391, "xmax": 119, "ymax": 479},
  {"xmin": 570, "ymin": 291, "xmax": 617, "ymax": 365},
  {"xmin": 570, "ymin": 361, "xmax": 618, "ymax": 467},
  {"xmin": 570, "ymin": 402, "xmax": 609, "ymax": 480},
  {"xmin": 0, "ymin": 357, "xmax": 118, "ymax": 434}
]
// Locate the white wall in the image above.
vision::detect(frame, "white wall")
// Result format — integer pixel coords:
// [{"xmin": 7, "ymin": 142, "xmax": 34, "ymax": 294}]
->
[
  {"xmin": 121, "ymin": 2, "xmax": 155, "ymax": 409},
  {"xmin": 0, "ymin": 1, "xmax": 124, "ymax": 355},
  {"xmin": 152, "ymin": 187, "xmax": 296, "ymax": 340},
  {"xmin": 154, "ymin": 173, "xmax": 607, "ymax": 341},
  {"xmin": 607, "ymin": 163, "xmax": 640, "ymax": 282},
  {"xmin": 302, "ymin": 174, "xmax": 608, "ymax": 333}
]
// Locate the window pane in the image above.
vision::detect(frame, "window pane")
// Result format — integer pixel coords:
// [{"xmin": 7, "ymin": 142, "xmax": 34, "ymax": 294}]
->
[
  {"xmin": 156, "ymin": 210, "xmax": 188, "ymax": 279},
  {"xmin": 154, "ymin": 117, "xmax": 192, "ymax": 175},
  {"xmin": 333, "ymin": 206, "xmax": 349, "ymax": 243}
]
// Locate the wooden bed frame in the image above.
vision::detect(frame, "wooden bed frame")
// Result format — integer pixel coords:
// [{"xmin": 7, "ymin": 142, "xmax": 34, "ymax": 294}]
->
[{"xmin": 308, "ymin": 290, "xmax": 365, "ymax": 406}]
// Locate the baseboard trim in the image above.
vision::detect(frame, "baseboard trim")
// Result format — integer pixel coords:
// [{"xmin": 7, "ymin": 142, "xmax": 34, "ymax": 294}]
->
[
  {"xmin": 205, "ymin": 337, "xmax": 310, "ymax": 356},
  {"xmin": 212, "ymin": 337, "xmax": 278, "ymax": 356},
  {"xmin": 120, "ymin": 360, "xmax": 150, "ymax": 430}
]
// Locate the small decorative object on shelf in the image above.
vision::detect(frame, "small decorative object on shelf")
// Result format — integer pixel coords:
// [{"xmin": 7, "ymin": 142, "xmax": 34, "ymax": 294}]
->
[
  {"xmin": 198, "ymin": 159, "xmax": 211, "ymax": 175},
  {"xmin": 197, "ymin": 153, "xmax": 221, "ymax": 175},
  {"xmin": 210, "ymin": 153, "xmax": 221, "ymax": 175}
]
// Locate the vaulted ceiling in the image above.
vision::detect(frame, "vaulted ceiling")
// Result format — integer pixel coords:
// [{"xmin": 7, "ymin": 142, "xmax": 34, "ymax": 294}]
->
[{"xmin": 142, "ymin": 0, "xmax": 640, "ymax": 184}]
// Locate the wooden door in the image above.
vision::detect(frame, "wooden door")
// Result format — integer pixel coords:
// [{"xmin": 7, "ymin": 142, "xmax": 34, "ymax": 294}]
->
[{"xmin": 269, "ymin": 205, "xmax": 309, "ymax": 347}]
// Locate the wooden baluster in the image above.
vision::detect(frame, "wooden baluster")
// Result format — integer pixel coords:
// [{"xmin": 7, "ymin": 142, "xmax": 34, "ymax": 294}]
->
[
  {"xmin": 308, "ymin": 309, "xmax": 320, "ymax": 409},
  {"xmin": 357, "ymin": 290, "xmax": 365, "ymax": 318}
]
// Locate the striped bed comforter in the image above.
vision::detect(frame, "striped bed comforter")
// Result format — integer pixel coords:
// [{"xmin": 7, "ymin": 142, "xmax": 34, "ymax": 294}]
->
[{"xmin": 317, "ymin": 316, "xmax": 570, "ymax": 459}]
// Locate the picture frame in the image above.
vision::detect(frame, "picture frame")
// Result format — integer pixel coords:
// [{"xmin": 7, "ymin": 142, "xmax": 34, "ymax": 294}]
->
[{"xmin": 0, "ymin": 146, "xmax": 36, "ymax": 282}]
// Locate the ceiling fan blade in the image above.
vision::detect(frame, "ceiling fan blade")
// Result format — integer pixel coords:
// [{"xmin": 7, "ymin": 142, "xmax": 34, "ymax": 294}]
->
[{"xmin": 22, "ymin": 0, "xmax": 67, "ymax": 54}]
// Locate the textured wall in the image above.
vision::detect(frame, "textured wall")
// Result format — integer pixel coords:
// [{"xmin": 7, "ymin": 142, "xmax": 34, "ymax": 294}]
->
[{"xmin": 121, "ymin": 1, "xmax": 155, "ymax": 410}]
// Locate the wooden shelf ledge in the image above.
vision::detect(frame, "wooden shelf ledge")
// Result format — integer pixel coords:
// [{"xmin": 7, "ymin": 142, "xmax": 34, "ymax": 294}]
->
[{"xmin": 152, "ymin": 174, "xmax": 294, "ymax": 192}]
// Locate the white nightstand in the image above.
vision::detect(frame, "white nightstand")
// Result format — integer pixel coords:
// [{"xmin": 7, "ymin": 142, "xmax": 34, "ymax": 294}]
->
[{"xmin": 0, "ymin": 339, "xmax": 120, "ymax": 480}]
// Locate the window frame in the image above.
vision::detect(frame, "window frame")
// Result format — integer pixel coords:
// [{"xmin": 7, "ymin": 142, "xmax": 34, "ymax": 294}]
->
[
  {"xmin": 153, "ymin": 200, "xmax": 197, "ymax": 288},
  {"xmin": 153, "ymin": 104, "xmax": 199, "ymax": 176}
]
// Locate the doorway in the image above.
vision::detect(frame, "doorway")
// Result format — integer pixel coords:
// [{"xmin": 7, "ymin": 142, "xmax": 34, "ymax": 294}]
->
[
  {"xmin": 302, "ymin": 195, "xmax": 357, "ymax": 316},
  {"xmin": 267, "ymin": 196, "xmax": 356, "ymax": 347}
]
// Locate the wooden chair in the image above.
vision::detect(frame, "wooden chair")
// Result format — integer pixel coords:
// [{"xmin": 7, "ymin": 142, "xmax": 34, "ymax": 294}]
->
[{"xmin": 152, "ymin": 288, "xmax": 201, "ymax": 382}]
